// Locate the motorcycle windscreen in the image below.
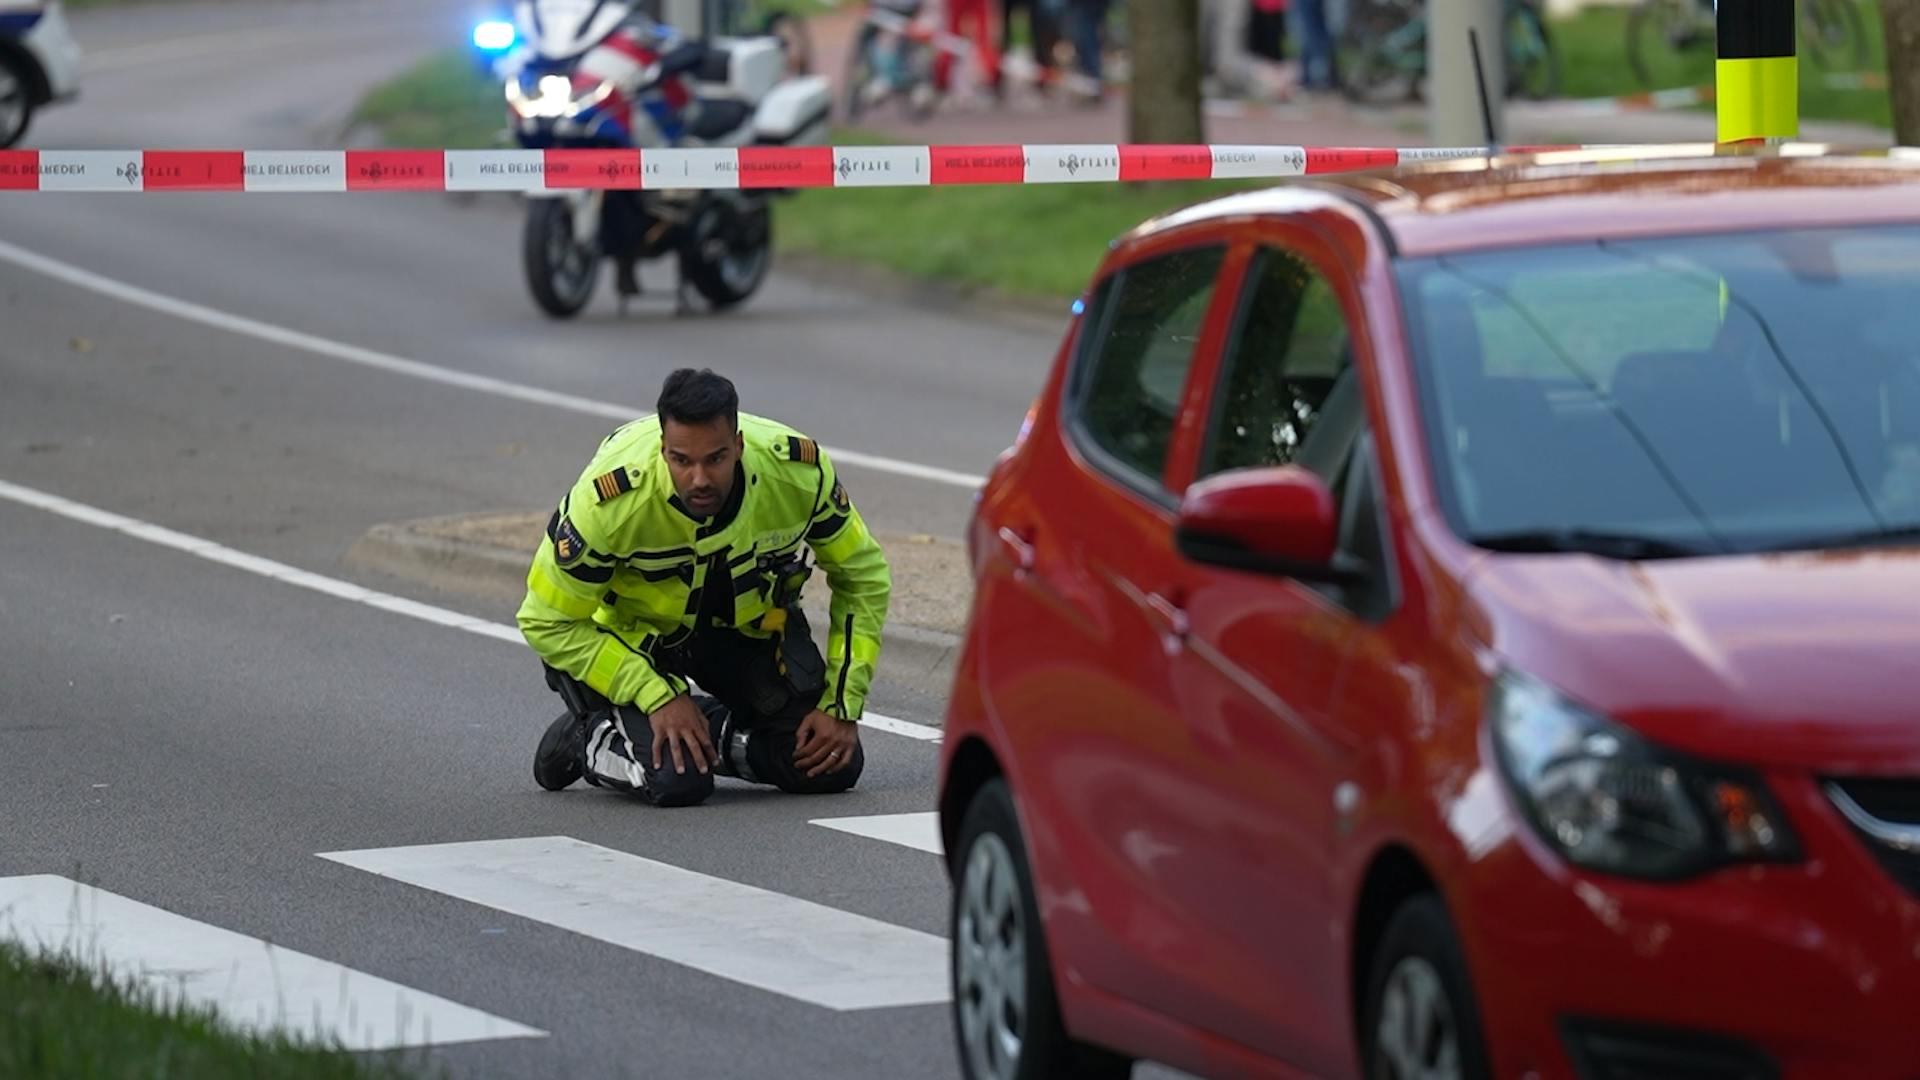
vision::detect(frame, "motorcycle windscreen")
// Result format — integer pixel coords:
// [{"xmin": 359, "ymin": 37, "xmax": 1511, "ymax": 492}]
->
[{"xmin": 523, "ymin": 0, "xmax": 634, "ymax": 59}]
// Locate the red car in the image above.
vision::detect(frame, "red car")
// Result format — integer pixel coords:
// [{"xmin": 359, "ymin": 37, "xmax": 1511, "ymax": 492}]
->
[{"xmin": 935, "ymin": 148, "xmax": 1920, "ymax": 1080}]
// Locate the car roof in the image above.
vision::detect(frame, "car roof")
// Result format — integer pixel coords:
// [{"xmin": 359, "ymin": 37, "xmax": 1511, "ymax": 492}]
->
[{"xmin": 1132, "ymin": 145, "xmax": 1920, "ymax": 259}]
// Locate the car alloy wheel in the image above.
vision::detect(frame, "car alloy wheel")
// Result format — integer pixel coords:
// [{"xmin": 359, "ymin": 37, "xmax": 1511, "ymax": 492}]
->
[
  {"xmin": 956, "ymin": 830, "xmax": 1026, "ymax": 1080},
  {"xmin": 1374, "ymin": 954, "xmax": 1462, "ymax": 1080}
]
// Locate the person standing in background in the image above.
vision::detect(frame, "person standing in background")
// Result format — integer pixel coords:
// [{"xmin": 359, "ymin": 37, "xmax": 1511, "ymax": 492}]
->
[
  {"xmin": 999, "ymin": 0, "xmax": 1064, "ymax": 93},
  {"xmin": 937, "ymin": 0, "xmax": 1003, "ymax": 96},
  {"xmin": 1290, "ymin": 0, "xmax": 1341, "ymax": 93},
  {"xmin": 1063, "ymin": 0, "xmax": 1112, "ymax": 102},
  {"xmin": 1202, "ymin": 0, "xmax": 1286, "ymax": 99}
]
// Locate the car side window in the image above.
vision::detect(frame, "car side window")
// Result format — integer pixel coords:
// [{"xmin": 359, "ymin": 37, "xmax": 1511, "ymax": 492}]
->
[
  {"xmin": 1072, "ymin": 246, "xmax": 1227, "ymax": 489},
  {"xmin": 1199, "ymin": 247, "xmax": 1357, "ymax": 482}
]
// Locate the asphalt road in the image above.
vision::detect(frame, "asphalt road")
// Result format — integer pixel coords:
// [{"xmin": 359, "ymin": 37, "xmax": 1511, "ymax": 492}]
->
[{"xmin": 0, "ymin": 3, "xmax": 1162, "ymax": 1079}]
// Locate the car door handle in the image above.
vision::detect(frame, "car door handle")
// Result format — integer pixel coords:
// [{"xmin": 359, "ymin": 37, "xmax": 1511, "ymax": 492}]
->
[{"xmin": 997, "ymin": 526, "xmax": 1035, "ymax": 573}]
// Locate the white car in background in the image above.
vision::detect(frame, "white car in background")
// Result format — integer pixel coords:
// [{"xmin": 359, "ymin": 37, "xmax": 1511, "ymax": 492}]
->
[{"xmin": 0, "ymin": 0, "xmax": 79, "ymax": 147}]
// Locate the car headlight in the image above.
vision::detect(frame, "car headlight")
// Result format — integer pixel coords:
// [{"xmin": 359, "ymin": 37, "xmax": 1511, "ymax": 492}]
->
[{"xmin": 1489, "ymin": 669, "xmax": 1800, "ymax": 880}]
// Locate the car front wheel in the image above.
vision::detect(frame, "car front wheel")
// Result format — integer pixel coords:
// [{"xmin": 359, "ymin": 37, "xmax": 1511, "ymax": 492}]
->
[
  {"xmin": 1361, "ymin": 894, "xmax": 1493, "ymax": 1080},
  {"xmin": 950, "ymin": 778, "xmax": 1133, "ymax": 1080}
]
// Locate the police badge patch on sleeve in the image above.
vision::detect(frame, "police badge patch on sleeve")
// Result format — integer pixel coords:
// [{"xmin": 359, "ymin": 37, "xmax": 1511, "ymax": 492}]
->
[
  {"xmin": 831, "ymin": 480, "xmax": 850, "ymax": 512},
  {"xmin": 554, "ymin": 517, "xmax": 586, "ymax": 566}
]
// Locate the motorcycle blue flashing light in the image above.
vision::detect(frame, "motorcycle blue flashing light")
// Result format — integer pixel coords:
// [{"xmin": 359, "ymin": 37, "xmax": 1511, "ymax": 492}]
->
[{"xmin": 474, "ymin": 21, "xmax": 517, "ymax": 51}]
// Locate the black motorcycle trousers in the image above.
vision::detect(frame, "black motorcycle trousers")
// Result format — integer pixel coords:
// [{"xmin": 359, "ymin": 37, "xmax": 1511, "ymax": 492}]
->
[{"xmin": 543, "ymin": 610, "xmax": 865, "ymax": 807}]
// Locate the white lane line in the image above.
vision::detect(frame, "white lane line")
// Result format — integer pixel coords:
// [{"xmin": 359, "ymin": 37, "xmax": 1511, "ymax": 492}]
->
[
  {"xmin": 0, "ymin": 874, "xmax": 545, "ymax": 1050},
  {"xmin": 0, "ymin": 238, "xmax": 986, "ymax": 491},
  {"xmin": 317, "ymin": 836, "xmax": 950, "ymax": 1011},
  {"xmin": 0, "ymin": 476, "xmax": 946, "ymax": 741},
  {"xmin": 859, "ymin": 714, "xmax": 943, "ymax": 742},
  {"xmin": 810, "ymin": 812, "xmax": 943, "ymax": 855}
]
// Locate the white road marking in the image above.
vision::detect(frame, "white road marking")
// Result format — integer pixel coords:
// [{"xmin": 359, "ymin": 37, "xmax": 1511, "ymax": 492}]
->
[
  {"xmin": 0, "ymin": 238, "xmax": 986, "ymax": 491},
  {"xmin": 859, "ymin": 714, "xmax": 943, "ymax": 742},
  {"xmin": 317, "ymin": 836, "xmax": 951, "ymax": 1011},
  {"xmin": 810, "ymin": 812, "xmax": 943, "ymax": 855},
  {"xmin": 0, "ymin": 476, "xmax": 946, "ymax": 742},
  {"xmin": 0, "ymin": 874, "xmax": 544, "ymax": 1050}
]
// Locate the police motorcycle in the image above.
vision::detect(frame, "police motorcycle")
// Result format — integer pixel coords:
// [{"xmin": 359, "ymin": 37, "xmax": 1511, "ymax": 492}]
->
[{"xmin": 476, "ymin": 1, "xmax": 832, "ymax": 318}]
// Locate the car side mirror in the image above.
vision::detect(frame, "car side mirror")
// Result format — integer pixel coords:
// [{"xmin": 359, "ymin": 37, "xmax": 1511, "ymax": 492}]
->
[{"xmin": 1174, "ymin": 466, "xmax": 1365, "ymax": 582}]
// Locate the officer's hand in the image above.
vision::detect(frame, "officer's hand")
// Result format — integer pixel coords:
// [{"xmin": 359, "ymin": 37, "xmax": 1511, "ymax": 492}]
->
[
  {"xmin": 794, "ymin": 710, "xmax": 858, "ymax": 778},
  {"xmin": 651, "ymin": 694, "xmax": 715, "ymax": 775}
]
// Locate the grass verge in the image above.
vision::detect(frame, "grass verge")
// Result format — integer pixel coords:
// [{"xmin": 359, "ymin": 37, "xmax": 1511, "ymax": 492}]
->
[
  {"xmin": 0, "ymin": 937, "xmax": 432, "ymax": 1079},
  {"xmin": 1549, "ymin": 1, "xmax": 1891, "ymax": 130},
  {"xmin": 349, "ymin": 48, "xmax": 508, "ymax": 151},
  {"xmin": 775, "ymin": 169, "xmax": 1262, "ymax": 303},
  {"xmin": 350, "ymin": 49, "xmax": 1267, "ymax": 302}
]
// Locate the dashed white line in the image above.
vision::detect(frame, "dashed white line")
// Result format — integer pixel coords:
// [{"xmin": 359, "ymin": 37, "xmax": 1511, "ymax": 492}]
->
[
  {"xmin": 0, "ymin": 476, "xmax": 944, "ymax": 739},
  {"xmin": 0, "ymin": 238, "xmax": 986, "ymax": 491}
]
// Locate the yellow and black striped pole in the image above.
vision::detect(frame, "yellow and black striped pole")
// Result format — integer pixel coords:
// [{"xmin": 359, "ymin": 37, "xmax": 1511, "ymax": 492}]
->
[{"xmin": 1717, "ymin": 0, "xmax": 1798, "ymax": 143}]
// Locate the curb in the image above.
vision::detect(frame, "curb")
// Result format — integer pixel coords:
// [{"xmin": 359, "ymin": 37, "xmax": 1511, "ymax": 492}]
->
[{"xmin": 342, "ymin": 513, "xmax": 967, "ymax": 697}]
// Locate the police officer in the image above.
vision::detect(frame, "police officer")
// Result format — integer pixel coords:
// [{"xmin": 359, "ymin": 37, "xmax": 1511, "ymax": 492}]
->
[{"xmin": 518, "ymin": 368, "xmax": 891, "ymax": 807}]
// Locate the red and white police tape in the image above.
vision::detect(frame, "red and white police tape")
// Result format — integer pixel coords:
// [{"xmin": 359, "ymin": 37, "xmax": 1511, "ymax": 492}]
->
[{"xmin": 0, "ymin": 143, "xmax": 1607, "ymax": 193}]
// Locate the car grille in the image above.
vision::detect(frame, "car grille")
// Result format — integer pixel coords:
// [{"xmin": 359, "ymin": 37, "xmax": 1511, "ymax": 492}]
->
[
  {"xmin": 1824, "ymin": 778, "xmax": 1920, "ymax": 900},
  {"xmin": 1560, "ymin": 1018, "xmax": 1778, "ymax": 1080}
]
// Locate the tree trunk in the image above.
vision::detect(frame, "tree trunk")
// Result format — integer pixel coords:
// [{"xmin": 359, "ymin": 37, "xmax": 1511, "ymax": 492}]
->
[
  {"xmin": 1126, "ymin": 0, "xmax": 1206, "ymax": 145},
  {"xmin": 1886, "ymin": 0, "xmax": 1920, "ymax": 145}
]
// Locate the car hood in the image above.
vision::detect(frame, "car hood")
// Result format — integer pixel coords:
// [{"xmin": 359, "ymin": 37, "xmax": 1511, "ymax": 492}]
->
[{"xmin": 1466, "ymin": 544, "xmax": 1920, "ymax": 770}]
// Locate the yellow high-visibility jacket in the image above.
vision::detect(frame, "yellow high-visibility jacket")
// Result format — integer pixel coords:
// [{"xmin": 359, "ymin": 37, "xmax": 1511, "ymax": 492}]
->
[{"xmin": 516, "ymin": 411, "xmax": 891, "ymax": 721}]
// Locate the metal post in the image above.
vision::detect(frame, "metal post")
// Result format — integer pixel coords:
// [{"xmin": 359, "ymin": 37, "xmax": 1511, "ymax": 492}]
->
[
  {"xmin": 1428, "ymin": 0, "xmax": 1506, "ymax": 146},
  {"xmin": 1716, "ymin": 0, "xmax": 1797, "ymax": 143}
]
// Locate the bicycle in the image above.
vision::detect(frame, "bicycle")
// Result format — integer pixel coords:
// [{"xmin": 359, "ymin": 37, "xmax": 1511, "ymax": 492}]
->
[
  {"xmin": 1627, "ymin": 0, "xmax": 1866, "ymax": 89},
  {"xmin": 841, "ymin": 0, "xmax": 987, "ymax": 122},
  {"xmin": 1338, "ymin": 0, "xmax": 1561, "ymax": 105}
]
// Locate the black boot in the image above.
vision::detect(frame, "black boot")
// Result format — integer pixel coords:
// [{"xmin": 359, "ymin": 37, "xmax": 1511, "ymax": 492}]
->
[
  {"xmin": 697, "ymin": 694, "xmax": 743, "ymax": 778},
  {"xmin": 533, "ymin": 709, "xmax": 591, "ymax": 791}
]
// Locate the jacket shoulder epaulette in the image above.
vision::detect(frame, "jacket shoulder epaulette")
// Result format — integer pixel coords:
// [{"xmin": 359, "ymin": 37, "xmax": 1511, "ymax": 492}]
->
[{"xmin": 782, "ymin": 435, "xmax": 820, "ymax": 467}]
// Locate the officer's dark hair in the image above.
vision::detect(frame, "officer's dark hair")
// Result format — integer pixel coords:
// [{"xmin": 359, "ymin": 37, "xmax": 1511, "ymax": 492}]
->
[{"xmin": 656, "ymin": 368, "xmax": 739, "ymax": 432}]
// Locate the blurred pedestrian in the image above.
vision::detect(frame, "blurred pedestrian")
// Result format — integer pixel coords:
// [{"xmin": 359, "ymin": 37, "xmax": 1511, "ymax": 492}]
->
[
  {"xmin": 1200, "ymin": 0, "xmax": 1256, "ymax": 98},
  {"xmin": 937, "ymin": 0, "xmax": 1003, "ymax": 95},
  {"xmin": 1000, "ymin": 0, "xmax": 1064, "ymax": 92},
  {"xmin": 1290, "ymin": 0, "xmax": 1341, "ymax": 92},
  {"xmin": 1064, "ymin": 0, "xmax": 1113, "ymax": 100}
]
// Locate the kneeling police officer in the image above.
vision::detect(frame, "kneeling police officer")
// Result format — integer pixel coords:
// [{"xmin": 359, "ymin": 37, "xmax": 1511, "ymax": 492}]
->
[{"xmin": 517, "ymin": 368, "xmax": 891, "ymax": 806}]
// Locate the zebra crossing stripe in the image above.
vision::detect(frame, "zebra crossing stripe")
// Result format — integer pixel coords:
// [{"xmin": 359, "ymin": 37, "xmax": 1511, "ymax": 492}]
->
[
  {"xmin": 810, "ymin": 812, "xmax": 943, "ymax": 855},
  {"xmin": 0, "ymin": 874, "xmax": 545, "ymax": 1050},
  {"xmin": 317, "ymin": 836, "xmax": 951, "ymax": 1011}
]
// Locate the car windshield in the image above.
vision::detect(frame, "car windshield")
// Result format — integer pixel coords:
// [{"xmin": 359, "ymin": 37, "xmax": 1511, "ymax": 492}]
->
[{"xmin": 1397, "ymin": 225, "xmax": 1920, "ymax": 556}]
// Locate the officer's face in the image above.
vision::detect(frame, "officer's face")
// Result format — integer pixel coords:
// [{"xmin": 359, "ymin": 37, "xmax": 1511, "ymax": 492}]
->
[{"xmin": 662, "ymin": 417, "xmax": 742, "ymax": 518}]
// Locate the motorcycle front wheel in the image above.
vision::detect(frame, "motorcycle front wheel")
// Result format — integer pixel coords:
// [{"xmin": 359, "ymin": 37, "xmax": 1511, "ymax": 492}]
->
[{"xmin": 523, "ymin": 197, "xmax": 601, "ymax": 319}]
